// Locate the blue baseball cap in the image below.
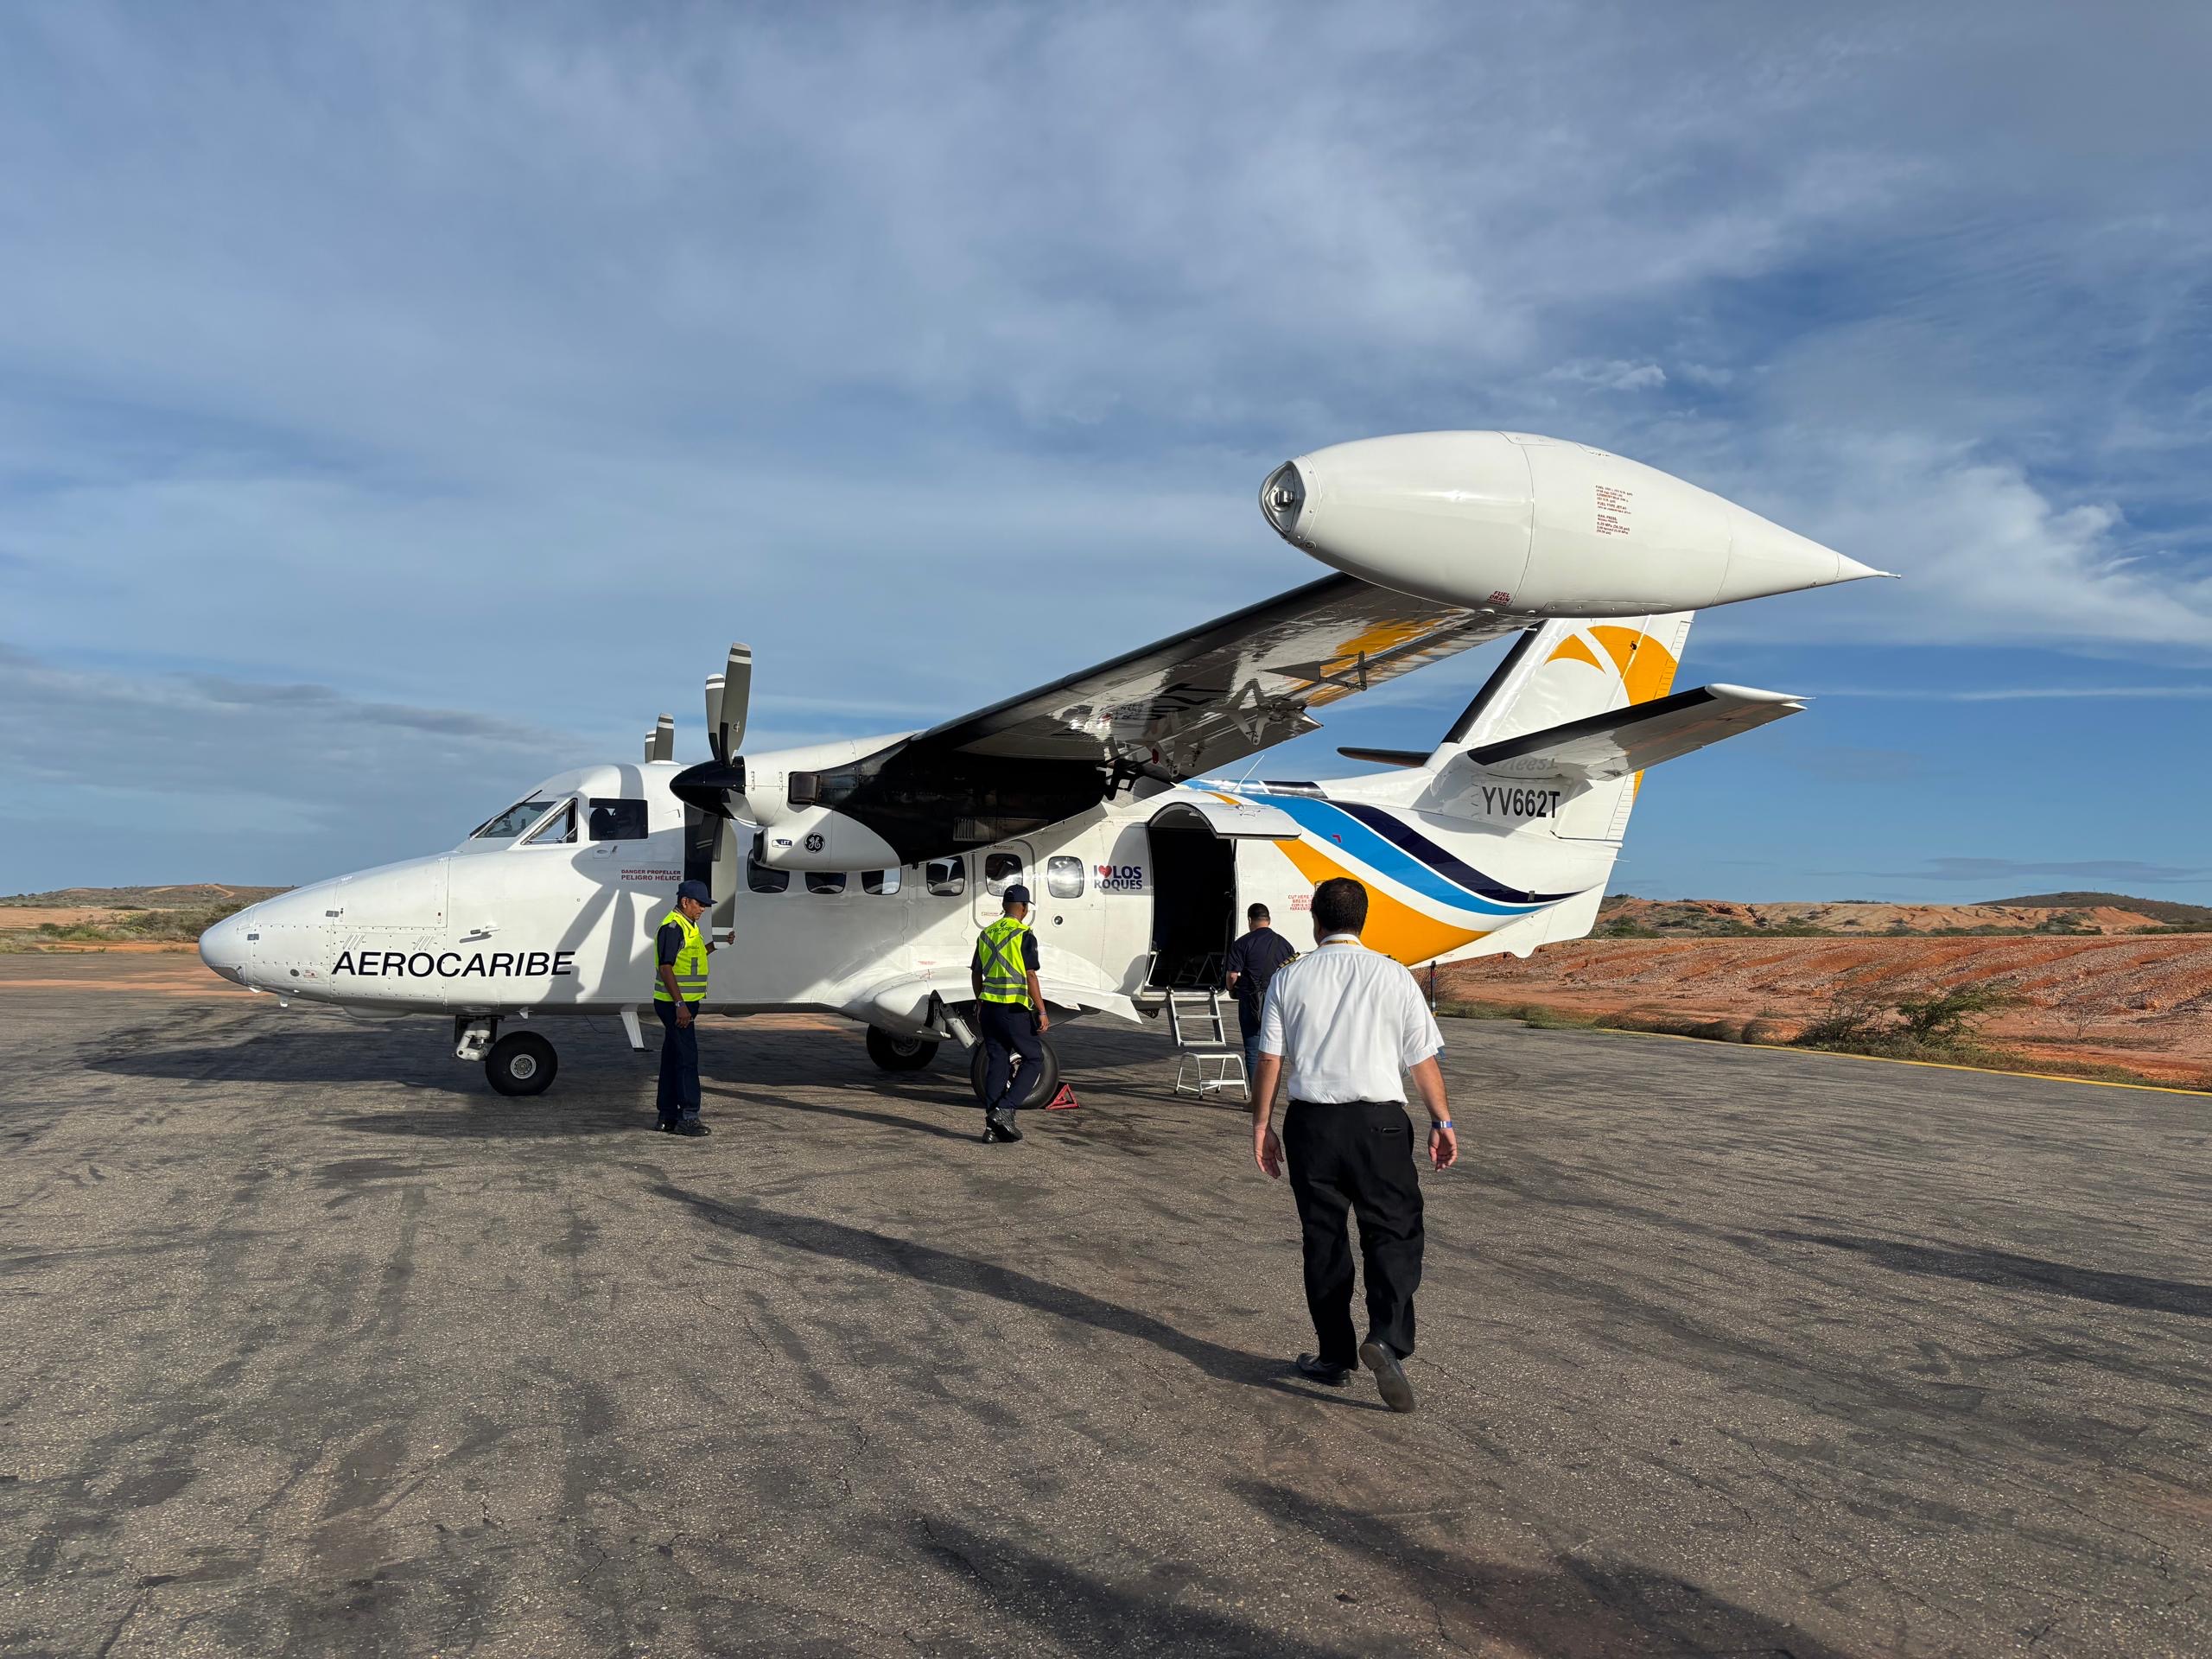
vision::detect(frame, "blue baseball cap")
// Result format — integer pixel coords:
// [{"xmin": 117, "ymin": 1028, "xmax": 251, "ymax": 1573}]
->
[
  {"xmin": 1001, "ymin": 883, "xmax": 1032, "ymax": 906},
  {"xmin": 677, "ymin": 879, "xmax": 712, "ymax": 904}
]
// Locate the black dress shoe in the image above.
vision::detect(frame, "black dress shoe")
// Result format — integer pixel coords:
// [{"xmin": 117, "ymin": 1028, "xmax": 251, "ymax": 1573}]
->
[
  {"xmin": 672, "ymin": 1120, "xmax": 711, "ymax": 1137},
  {"xmin": 1295, "ymin": 1353, "xmax": 1352, "ymax": 1387},
  {"xmin": 985, "ymin": 1112, "xmax": 1023, "ymax": 1143},
  {"xmin": 1359, "ymin": 1340, "xmax": 1416, "ymax": 1413}
]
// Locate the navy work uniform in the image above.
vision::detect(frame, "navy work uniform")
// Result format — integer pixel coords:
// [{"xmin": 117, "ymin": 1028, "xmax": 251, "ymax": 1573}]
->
[
  {"xmin": 653, "ymin": 878, "xmax": 715, "ymax": 1137},
  {"xmin": 1224, "ymin": 903, "xmax": 1296, "ymax": 1086},
  {"xmin": 970, "ymin": 882, "xmax": 1046, "ymax": 1144}
]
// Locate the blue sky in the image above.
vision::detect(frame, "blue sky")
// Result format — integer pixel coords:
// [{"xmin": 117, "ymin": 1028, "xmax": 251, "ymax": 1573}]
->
[{"xmin": 3, "ymin": 3, "xmax": 2208, "ymax": 901}]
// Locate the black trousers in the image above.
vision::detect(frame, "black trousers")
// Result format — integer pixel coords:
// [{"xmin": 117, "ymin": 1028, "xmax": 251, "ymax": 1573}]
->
[
  {"xmin": 1282, "ymin": 1101, "xmax": 1425, "ymax": 1364},
  {"xmin": 655, "ymin": 999, "xmax": 702, "ymax": 1124},
  {"xmin": 979, "ymin": 1000, "xmax": 1042, "ymax": 1116}
]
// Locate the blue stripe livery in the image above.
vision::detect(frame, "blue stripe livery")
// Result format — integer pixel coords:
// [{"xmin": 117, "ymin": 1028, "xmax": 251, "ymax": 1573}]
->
[{"xmin": 1233, "ymin": 790, "xmax": 1585, "ymax": 917}]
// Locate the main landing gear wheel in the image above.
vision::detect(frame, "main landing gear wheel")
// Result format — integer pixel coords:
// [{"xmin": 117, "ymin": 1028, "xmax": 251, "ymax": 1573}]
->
[
  {"xmin": 486, "ymin": 1030, "xmax": 557, "ymax": 1096},
  {"xmin": 866, "ymin": 1027, "xmax": 939, "ymax": 1072},
  {"xmin": 968, "ymin": 1035, "xmax": 1059, "ymax": 1109}
]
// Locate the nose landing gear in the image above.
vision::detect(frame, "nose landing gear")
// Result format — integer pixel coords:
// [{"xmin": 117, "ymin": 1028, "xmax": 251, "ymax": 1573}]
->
[
  {"xmin": 486, "ymin": 1031, "xmax": 557, "ymax": 1096},
  {"xmin": 866, "ymin": 1026, "xmax": 940, "ymax": 1072},
  {"xmin": 455, "ymin": 1016, "xmax": 559, "ymax": 1096}
]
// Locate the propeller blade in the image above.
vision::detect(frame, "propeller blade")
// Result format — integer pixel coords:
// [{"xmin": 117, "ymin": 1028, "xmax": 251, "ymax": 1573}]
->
[
  {"xmin": 704, "ymin": 674, "xmax": 727, "ymax": 764},
  {"xmin": 651, "ymin": 714, "xmax": 675, "ymax": 765},
  {"xmin": 718, "ymin": 643, "xmax": 752, "ymax": 761},
  {"xmin": 643, "ymin": 729, "xmax": 657, "ymax": 764}
]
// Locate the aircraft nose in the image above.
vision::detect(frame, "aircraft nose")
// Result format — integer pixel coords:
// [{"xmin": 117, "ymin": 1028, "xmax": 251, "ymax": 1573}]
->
[{"xmin": 198, "ymin": 909, "xmax": 253, "ymax": 985}]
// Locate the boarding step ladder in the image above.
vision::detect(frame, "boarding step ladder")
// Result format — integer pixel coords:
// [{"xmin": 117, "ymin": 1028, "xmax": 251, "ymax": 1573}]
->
[{"xmin": 1166, "ymin": 988, "xmax": 1249, "ymax": 1103}]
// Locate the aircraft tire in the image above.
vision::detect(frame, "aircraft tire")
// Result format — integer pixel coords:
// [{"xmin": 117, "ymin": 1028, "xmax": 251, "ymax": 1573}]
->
[
  {"xmin": 486, "ymin": 1031, "xmax": 558, "ymax": 1096},
  {"xmin": 866, "ymin": 1027, "xmax": 938, "ymax": 1072},
  {"xmin": 967, "ymin": 1033, "xmax": 1059, "ymax": 1109}
]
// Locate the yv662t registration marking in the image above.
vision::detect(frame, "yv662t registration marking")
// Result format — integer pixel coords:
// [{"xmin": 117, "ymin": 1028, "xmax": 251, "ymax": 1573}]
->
[{"xmin": 1478, "ymin": 785, "xmax": 1564, "ymax": 820}]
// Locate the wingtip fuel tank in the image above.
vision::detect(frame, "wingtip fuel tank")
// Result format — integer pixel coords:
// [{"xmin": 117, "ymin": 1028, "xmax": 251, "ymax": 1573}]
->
[{"xmin": 1262, "ymin": 431, "xmax": 1889, "ymax": 615}]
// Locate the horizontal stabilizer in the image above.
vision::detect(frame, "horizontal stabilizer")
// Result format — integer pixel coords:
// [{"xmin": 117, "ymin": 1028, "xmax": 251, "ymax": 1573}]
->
[
  {"xmin": 1337, "ymin": 746, "xmax": 1431, "ymax": 767},
  {"xmin": 1465, "ymin": 683, "xmax": 1803, "ymax": 780}
]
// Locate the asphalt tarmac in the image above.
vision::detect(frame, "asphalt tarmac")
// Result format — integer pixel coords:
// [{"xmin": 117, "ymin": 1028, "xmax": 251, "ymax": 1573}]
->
[{"xmin": 1, "ymin": 958, "xmax": 2206, "ymax": 1656}]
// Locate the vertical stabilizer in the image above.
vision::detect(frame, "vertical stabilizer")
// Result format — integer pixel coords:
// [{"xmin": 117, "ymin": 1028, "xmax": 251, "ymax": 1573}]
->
[
  {"xmin": 1429, "ymin": 613, "xmax": 1694, "ymax": 764},
  {"xmin": 1418, "ymin": 611, "xmax": 1694, "ymax": 847}
]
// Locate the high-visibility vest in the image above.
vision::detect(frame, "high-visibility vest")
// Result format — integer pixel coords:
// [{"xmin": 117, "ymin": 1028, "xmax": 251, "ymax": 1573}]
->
[
  {"xmin": 654, "ymin": 908, "xmax": 709, "ymax": 1002},
  {"xmin": 974, "ymin": 917, "xmax": 1033, "ymax": 1007}
]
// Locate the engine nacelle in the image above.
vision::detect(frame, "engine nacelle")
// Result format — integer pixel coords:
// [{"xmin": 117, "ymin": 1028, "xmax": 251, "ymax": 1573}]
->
[
  {"xmin": 1262, "ymin": 431, "xmax": 1884, "ymax": 615},
  {"xmin": 753, "ymin": 808, "xmax": 901, "ymax": 872}
]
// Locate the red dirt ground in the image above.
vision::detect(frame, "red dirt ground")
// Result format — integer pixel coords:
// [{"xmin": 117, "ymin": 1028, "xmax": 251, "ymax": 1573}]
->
[{"xmin": 1441, "ymin": 935, "xmax": 2212, "ymax": 1085}]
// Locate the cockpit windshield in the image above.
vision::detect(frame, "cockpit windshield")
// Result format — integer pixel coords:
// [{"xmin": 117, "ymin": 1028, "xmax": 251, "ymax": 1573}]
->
[{"xmin": 471, "ymin": 798, "xmax": 556, "ymax": 841}]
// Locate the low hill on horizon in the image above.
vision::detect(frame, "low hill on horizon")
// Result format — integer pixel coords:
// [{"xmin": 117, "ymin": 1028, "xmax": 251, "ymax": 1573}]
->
[
  {"xmin": 1988, "ymin": 892, "xmax": 2212, "ymax": 928},
  {"xmin": 1, "ymin": 884, "xmax": 288, "ymax": 909},
  {"xmin": 1598, "ymin": 891, "xmax": 2212, "ymax": 937},
  {"xmin": 0, "ymin": 885, "xmax": 286, "ymax": 951}
]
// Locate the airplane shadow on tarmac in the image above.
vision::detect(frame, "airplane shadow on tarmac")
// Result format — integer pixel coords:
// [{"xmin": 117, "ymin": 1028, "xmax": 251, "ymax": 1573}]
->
[
  {"xmin": 1770, "ymin": 1230, "xmax": 2212, "ymax": 1319},
  {"xmin": 905, "ymin": 1515, "xmax": 1371, "ymax": 1658},
  {"xmin": 90, "ymin": 1029, "xmax": 486, "ymax": 1095},
  {"xmin": 654, "ymin": 1183, "xmax": 1318, "ymax": 1397},
  {"xmin": 1223, "ymin": 1482, "xmax": 1866, "ymax": 1659},
  {"xmin": 714, "ymin": 1085, "xmax": 982, "ymax": 1142}
]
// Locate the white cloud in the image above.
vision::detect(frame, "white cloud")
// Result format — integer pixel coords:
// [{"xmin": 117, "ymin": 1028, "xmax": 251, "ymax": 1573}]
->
[
  {"xmin": 1548, "ymin": 359, "xmax": 1669, "ymax": 392},
  {"xmin": 0, "ymin": 643, "xmax": 585, "ymax": 882},
  {"xmin": 1755, "ymin": 440, "xmax": 2212, "ymax": 649},
  {"xmin": 1, "ymin": 2, "xmax": 2209, "ymax": 884}
]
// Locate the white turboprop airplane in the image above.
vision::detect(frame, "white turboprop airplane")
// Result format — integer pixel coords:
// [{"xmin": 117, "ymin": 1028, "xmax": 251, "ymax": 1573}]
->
[{"xmin": 199, "ymin": 432, "xmax": 1886, "ymax": 1098}]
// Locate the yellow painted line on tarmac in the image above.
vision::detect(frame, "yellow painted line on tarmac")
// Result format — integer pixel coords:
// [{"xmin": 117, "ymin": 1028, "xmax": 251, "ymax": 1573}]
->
[{"xmin": 1465, "ymin": 1018, "xmax": 2212, "ymax": 1099}]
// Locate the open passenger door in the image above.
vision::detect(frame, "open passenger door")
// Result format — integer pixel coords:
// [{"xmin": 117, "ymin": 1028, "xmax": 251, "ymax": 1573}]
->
[{"xmin": 1141, "ymin": 796, "xmax": 1301, "ymax": 990}]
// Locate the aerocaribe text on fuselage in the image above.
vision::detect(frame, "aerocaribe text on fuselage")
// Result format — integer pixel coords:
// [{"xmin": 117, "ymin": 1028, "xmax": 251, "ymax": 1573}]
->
[{"xmin": 200, "ymin": 431, "xmax": 1890, "ymax": 1097}]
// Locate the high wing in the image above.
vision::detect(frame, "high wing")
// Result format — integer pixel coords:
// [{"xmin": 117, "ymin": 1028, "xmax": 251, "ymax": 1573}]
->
[
  {"xmin": 1465, "ymin": 683, "xmax": 1804, "ymax": 781},
  {"xmin": 917, "ymin": 574, "xmax": 1512, "ymax": 781},
  {"xmin": 677, "ymin": 575, "xmax": 1516, "ymax": 867}
]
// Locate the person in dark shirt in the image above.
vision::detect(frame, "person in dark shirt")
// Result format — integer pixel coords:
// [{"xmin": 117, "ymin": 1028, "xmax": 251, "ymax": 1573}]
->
[{"xmin": 1224, "ymin": 902, "xmax": 1296, "ymax": 1090}]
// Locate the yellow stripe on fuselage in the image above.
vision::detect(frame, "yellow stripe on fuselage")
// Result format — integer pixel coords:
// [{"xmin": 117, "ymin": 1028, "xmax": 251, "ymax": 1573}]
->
[{"xmin": 1275, "ymin": 836, "xmax": 1487, "ymax": 966}]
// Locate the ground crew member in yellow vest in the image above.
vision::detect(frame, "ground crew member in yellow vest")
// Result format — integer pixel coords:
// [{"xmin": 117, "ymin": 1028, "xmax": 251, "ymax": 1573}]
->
[
  {"xmin": 652, "ymin": 878, "xmax": 715, "ymax": 1136},
  {"xmin": 969, "ymin": 882, "xmax": 1047, "ymax": 1143}
]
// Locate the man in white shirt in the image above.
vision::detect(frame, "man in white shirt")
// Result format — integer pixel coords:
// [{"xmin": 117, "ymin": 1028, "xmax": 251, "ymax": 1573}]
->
[{"xmin": 1249, "ymin": 877, "xmax": 1458, "ymax": 1413}]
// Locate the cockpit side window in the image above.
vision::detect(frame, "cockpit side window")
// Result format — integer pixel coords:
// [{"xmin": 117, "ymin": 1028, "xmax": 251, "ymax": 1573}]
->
[
  {"xmin": 472, "ymin": 797, "xmax": 556, "ymax": 840},
  {"xmin": 588, "ymin": 798, "xmax": 648, "ymax": 842},
  {"xmin": 524, "ymin": 801, "xmax": 577, "ymax": 845}
]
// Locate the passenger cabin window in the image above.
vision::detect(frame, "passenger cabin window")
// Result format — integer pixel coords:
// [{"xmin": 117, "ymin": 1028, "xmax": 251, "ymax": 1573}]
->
[
  {"xmin": 472, "ymin": 797, "xmax": 555, "ymax": 840},
  {"xmin": 747, "ymin": 838, "xmax": 789, "ymax": 893},
  {"xmin": 806, "ymin": 871, "xmax": 847, "ymax": 895},
  {"xmin": 926, "ymin": 858, "xmax": 965, "ymax": 897},
  {"xmin": 983, "ymin": 853, "xmax": 1025, "ymax": 896},
  {"xmin": 862, "ymin": 869, "xmax": 900, "ymax": 895},
  {"xmin": 588, "ymin": 798, "xmax": 648, "ymax": 841},
  {"xmin": 1047, "ymin": 855, "xmax": 1084, "ymax": 899},
  {"xmin": 524, "ymin": 801, "xmax": 576, "ymax": 845}
]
